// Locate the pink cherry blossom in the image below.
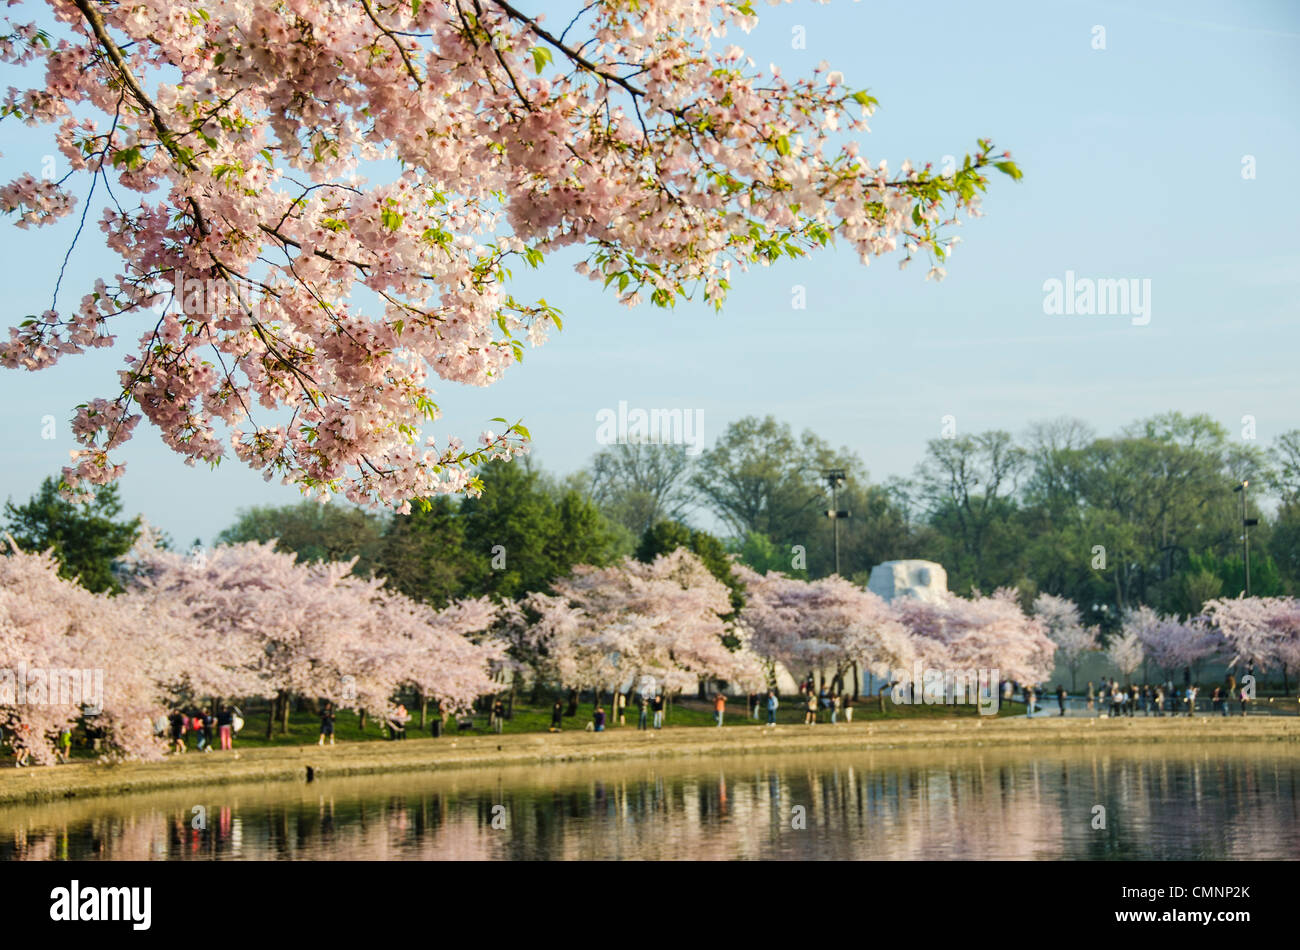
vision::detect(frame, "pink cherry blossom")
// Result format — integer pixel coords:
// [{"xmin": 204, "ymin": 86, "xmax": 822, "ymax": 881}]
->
[{"xmin": 1, "ymin": 0, "xmax": 1015, "ymax": 507}]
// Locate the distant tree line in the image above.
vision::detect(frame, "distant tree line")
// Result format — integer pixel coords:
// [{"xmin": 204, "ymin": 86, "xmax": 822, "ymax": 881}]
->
[{"xmin": 6, "ymin": 411, "xmax": 1298, "ymax": 635}]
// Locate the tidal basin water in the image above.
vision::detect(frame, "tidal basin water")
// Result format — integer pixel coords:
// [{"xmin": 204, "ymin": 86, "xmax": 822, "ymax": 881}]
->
[{"xmin": 2, "ymin": 743, "xmax": 1298, "ymax": 860}]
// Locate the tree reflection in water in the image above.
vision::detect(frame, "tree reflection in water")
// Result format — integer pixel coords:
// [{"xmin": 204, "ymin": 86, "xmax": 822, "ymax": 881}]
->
[{"xmin": 2, "ymin": 745, "xmax": 1297, "ymax": 860}]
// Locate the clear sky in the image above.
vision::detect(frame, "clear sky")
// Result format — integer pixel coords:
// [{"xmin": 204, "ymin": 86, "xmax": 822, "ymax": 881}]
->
[{"xmin": 1, "ymin": 0, "xmax": 1297, "ymax": 545}]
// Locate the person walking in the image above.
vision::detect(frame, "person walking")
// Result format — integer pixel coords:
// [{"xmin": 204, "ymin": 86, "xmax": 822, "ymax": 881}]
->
[
  {"xmin": 1241, "ymin": 683, "xmax": 1251, "ymax": 717},
  {"xmin": 805, "ymin": 692, "xmax": 817, "ymax": 725},
  {"xmin": 766, "ymin": 690, "xmax": 779, "ymax": 726},
  {"xmin": 713, "ymin": 692, "xmax": 726, "ymax": 727},
  {"xmin": 318, "ymin": 702, "xmax": 336, "ymax": 746},
  {"xmin": 169, "ymin": 710, "xmax": 187, "ymax": 754},
  {"xmin": 56, "ymin": 726, "xmax": 72, "ymax": 763},
  {"xmin": 12, "ymin": 724, "xmax": 31, "ymax": 767},
  {"xmin": 652, "ymin": 693, "xmax": 664, "ymax": 729},
  {"xmin": 1025, "ymin": 685, "xmax": 1036, "ymax": 719},
  {"xmin": 1056, "ymin": 684, "xmax": 1067, "ymax": 716},
  {"xmin": 637, "ymin": 694, "xmax": 649, "ymax": 730}
]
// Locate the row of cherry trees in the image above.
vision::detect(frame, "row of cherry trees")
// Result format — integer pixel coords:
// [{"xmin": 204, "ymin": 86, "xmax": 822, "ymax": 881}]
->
[
  {"xmin": 6, "ymin": 534, "xmax": 1299, "ymax": 762},
  {"xmin": 1, "ymin": 539, "xmax": 502, "ymax": 763},
  {"xmin": 1032, "ymin": 591, "xmax": 1300, "ymax": 688}
]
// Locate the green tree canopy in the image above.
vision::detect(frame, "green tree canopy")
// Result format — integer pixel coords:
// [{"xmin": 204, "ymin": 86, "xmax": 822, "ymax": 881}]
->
[
  {"xmin": 216, "ymin": 500, "xmax": 386, "ymax": 575},
  {"xmin": 3, "ymin": 477, "xmax": 141, "ymax": 593}
]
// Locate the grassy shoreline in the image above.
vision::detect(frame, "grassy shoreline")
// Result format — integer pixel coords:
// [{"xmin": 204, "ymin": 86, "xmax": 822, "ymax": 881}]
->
[{"xmin": 2, "ymin": 716, "xmax": 1298, "ymax": 807}]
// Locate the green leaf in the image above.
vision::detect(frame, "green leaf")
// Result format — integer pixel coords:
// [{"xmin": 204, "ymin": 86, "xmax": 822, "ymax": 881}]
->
[
  {"xmin": 994, "ymin": 161, "xmax": 1023, "ymax": 181},
  {"xmin": 111, "ymin": 147, "xmax": 142, "ymax": 170},
  {"xmin": 530, "ymin": 46, "xmax": 552, "ymax": 74}
]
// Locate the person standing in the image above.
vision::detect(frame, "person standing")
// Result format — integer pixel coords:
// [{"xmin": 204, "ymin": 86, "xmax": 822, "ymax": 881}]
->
[
  {"xmin": 652, "ymin": 693, "xmax": 664, "ymax": 729},
  {"xmin": 318, "ymin": 702, "xmax": 336, "ymax": 746},
  {"xmin": 492, "ymin": 698, "xmax": 506, "ymax": 734},
  {"xmin": 637, "ymin": 694, "xmax": 649, "ymax": 730},
  {"xmin": 766, "ymin": 690, "xmax": 779, "ymax": 726},
  {"xmin": 713, "ymin": 692, "xmax": 726, "ymax": 727},
  {"xmin": 831, "ymin": 692, "xmax": 842, "ymax": 724},
  {"xmin": 615, "ymin": 691, "xmax": 627, "ymax": 726},
  {"xmin": 1086, "ymin": 681, "xmax": 1095, "ymax": 715},
  {"xmin": 1025, "ymin": 686, "xmax": 1036, "ymax": 719},
  {"xmin": 216, "ymin": 705, "xmax": 233, "ymax": 750},
  {"xmin": 805, "ymin": 693, "xmax": 817, "ymax": 725},
  {"xmin": 843, "ymin": 693, "xmax": 854, "ymax": 723},
  {"xmin": 550, "ymin": 700, "xmax": 563, "ymax": 732},
  {"xmin": 1241, "ymin": 683, "xmax": 1251, "ymax": 717},
  {"xmin": 1056, "ymin": 684, "xmax": 1067, "ymax": 716},
  {"xmin": 593, "ymin": 706, "xmax": 606, "ymax": 732}
]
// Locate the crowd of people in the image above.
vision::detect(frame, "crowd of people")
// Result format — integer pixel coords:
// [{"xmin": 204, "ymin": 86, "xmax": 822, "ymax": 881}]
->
[
  {"xmin": 5, "ymin": 670, "xmax": 1278, "ymax": 766},
  {"xmin": 160, "ymin": 705, "xmax": 244, "ymax": 754},
  {"xmin": 1081, "ymin": 678, "xmax": 1253, "ymax": 717}
]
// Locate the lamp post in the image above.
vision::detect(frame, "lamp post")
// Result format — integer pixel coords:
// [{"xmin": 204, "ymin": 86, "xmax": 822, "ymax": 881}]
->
[
  {"xmin": 823, "ymin": 469, "xmax": 850, "ymax": 576},
  {"xmin": 1232, "ymin": 480, "xmax": 1259, "ymax": 597}
]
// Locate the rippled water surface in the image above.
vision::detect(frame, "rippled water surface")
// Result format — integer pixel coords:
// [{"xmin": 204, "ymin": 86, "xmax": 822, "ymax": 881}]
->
[{"xmin": 2, "ymin": 743, "xmax": 1298, "ymax": 860}]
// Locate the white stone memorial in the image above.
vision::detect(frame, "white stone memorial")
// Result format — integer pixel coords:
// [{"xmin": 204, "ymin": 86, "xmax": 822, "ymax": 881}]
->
[{"xmin": 866, "ymin": 559, "xmax": 948, "ymax": 604}]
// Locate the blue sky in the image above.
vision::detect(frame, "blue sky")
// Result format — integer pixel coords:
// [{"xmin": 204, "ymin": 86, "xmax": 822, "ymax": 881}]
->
[{"xmin": 1, "ymin": 0, "xmax": 1297, "ymax": 545}]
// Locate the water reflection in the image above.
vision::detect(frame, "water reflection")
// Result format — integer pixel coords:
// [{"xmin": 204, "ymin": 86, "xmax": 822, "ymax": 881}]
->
[{"xmin": 2, "ymin": 744, "xmax": 1297, "ymax": 860}]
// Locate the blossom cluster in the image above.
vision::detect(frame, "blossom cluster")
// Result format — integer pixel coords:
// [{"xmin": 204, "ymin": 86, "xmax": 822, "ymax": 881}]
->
[{"xmin": 1, "ymin": 0, "xmax": 1016, "ymax": 507}]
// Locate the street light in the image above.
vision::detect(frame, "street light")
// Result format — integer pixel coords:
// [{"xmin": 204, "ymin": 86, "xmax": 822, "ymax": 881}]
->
[
  {"xmin": 1232, "ymin": 480, "xmax": 1259, "ymax": 596},
  {"xmin": 823, "ymin": 469, "xmax": 850, "ymax": 576}
]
